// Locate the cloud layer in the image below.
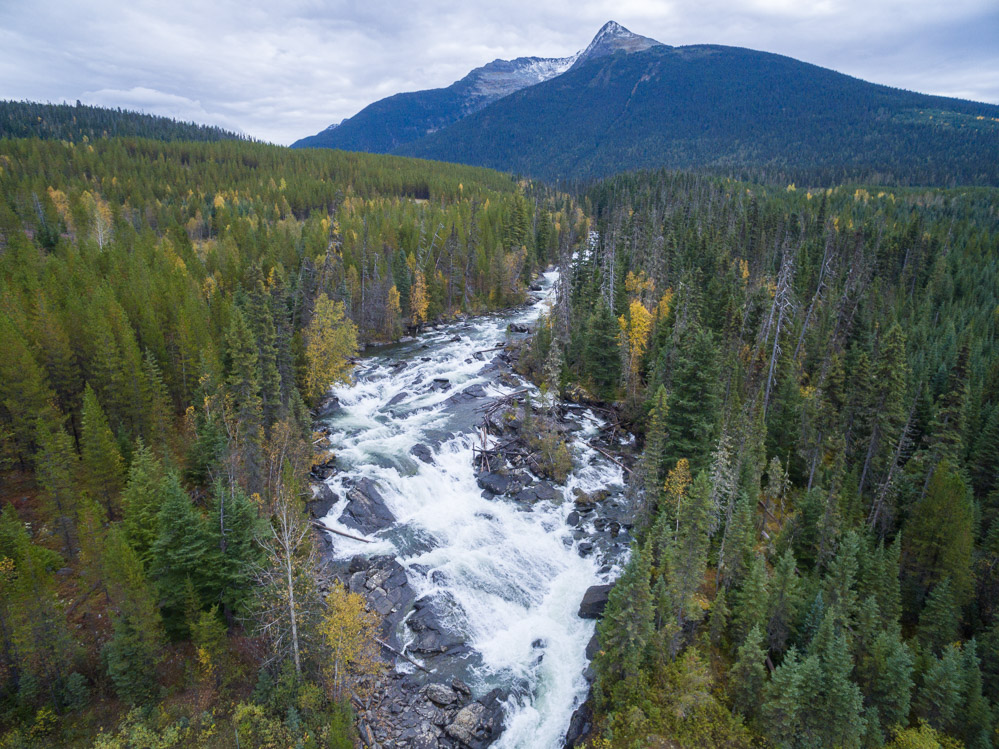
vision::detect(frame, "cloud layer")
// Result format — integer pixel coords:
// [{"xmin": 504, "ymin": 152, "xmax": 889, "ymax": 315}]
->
[{"xmin": 1, "ymin": 0, "xmax": 996, "ymax": 145}]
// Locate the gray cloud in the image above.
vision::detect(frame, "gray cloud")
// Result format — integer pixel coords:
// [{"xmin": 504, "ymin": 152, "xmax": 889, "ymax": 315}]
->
[{"xmin": 1, "ymin": 0, "xmax": 996, "ymax": 145}]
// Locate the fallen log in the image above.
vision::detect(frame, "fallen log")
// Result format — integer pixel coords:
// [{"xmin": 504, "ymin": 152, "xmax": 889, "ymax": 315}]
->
[
  {"xmin": 375, "ymin": 637, "xmax": 433, "ymax": 674},
  {"xmin": 311, "ymin": 521, "xmax": 373, "ymax": 544},
  {"xmin": 588, "ymin": 441, "xmax": 632, "ymax": 473}
]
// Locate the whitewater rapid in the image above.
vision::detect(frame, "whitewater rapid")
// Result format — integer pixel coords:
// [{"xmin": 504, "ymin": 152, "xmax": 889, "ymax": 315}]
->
[{"xmin": 317, "ymin": 273, "xmax": 627, "ymax": 748}]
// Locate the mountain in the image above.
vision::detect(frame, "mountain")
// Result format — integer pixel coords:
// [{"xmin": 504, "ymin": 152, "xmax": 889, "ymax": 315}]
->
[
  {"xmin": 396, "ymin": 43, "xmax": 999, "ymax": 186},
  {"xmin": 291, "ymin": 21, "xmax": 662, "ymax": 153},
  {"xmin": 0, "ymin": 100, "xmax": 247, "ymax": 143}
]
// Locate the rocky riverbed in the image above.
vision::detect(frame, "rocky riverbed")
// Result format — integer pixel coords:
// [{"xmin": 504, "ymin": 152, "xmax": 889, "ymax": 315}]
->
[{"xmin": 309, "ymin": 276, "xmax": 635, "ymax": 748}]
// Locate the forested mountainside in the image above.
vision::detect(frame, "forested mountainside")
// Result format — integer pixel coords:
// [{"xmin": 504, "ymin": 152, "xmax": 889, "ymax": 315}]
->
[
  {"xmin": 397, "ymin": 44, "xmax": 999, "ymax": 187},
  {"xmin": 0, "ymin": 100, "xmax": 248, "ymax": 144},
  {"xmin": 520, "ymin": 170, "xmax": 999, "ymax": 747},
  {"xmin": 292, "ymin": 21, "xmax": 659, "ymax": 154},
  {"xmin": 0, "ymin": 135, "xmax": 571, "ymax": 746}
]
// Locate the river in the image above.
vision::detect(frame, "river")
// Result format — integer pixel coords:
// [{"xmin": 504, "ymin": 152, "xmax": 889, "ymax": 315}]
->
[{"xmin": 316, "ymin": 272, "xmax": 631, "ymax": 748}]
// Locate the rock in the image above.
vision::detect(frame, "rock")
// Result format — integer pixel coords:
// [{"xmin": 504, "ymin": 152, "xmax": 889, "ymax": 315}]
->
[
  {"xmin": 408, "ymin": 597, "xmax": 466, "ymax": 655},
  {"xmin": 315, "ymin": 395, "xmax": 342, "ymax": 419},
  {"xmin": 585, "ymin": 632, "xmax": 600, "ymax": 660},
  {"xmin": 388, "ymin": 391, "xmax": 409, "ymax": 407},
  {"xmin": 477, "ymin": 471, "xmax": 529, "ymax": 497},
  {"xmin": 339, "ymin": 478, "xmax": 395, "ymax": 534},
  {"xmin": 564, "ymin": 700, "xmax": 594, "ymax": 748},
  {"xmin": 578, "ymin": 542, "xmax": 594, "ymax": 557},
  {"xmin": 445, "ymin": 688, "xmax": 504, "ymax": 748},
  {"xmin": 508, "ymin": 323, "xmax": 531, "ymax": 333},
  {"xmin": 410, "ymin": 443, "xmax": 435, "ymax": 465},
  {"xmin": 429, "ymin": 378, "xmax": 451, "ymax": 392},
  {"xmin": 513, "ymin": 482, "xmax": 561, "ymax": 504},
  {"xmin": 529, "ymin": 282, "xmax": 543, "ymax": 291},
  {"xmin": 463, "ymin": 383, "xmax": 488, "ymax": 398},
  {"xmin": 566, "ymin": 511, "xmax": 580, "ymax": 526},
  {"xmin": 578, "ymin": 584, "xmax": 613, "ymax": 619},
  {"xmin": 449, "ymin": 335, "xmax": 462, "ymax": 342},
  {"xmin": 425, "ymin": 683, "xmax": 458, "ymax": 706},
  {"xmin": 306, "ymin": 484, "xmax": 338, "ymax": 519}
]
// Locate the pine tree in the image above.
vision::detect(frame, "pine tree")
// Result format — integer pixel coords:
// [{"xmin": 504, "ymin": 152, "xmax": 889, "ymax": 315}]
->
[
  {"xmin": 856, "ymin": 628, "xmax": 913, "ymax": 745},
  {"xmin": 956, "ymin": 640, "xmax": 994, "ymax": 749},
  {"xmin": 901, "ymin": 460, "xmax": 974, "ymax": 611},
  {"xmin": 665, "ymin": 471, "xmax": 713, "ymax": 654},
  {"xmin": 224, "ymin": 306, "xmax": 265, "ymax": 489},
  {"xmin": 729, "ymin": 623, "xmax": 768, "ymax": 721},
  {"xmin": 583, "ymin": 296, "xmax": 621, "ymax": 399},
  {"xmin": 121, "ymin": 439, "xmax": 165, "ymax": 566},
  {"xmin": 913, "ymin": 644, "xmax": 964, "ymax": 734},
  {"xmin": 150, "ymin": 472, "xmax": 214, "ymax": 637},
  {"xmin": 595, "ymin": 545, "xmax": 654, "ymax": 711},
  {"xmin": 916, "ymin": 579, "xmax": 960, "ymax": 657},
  {"xmin": 641, "ymin": 385, "xmax": 669, "ymax": 516},
  {"xmin": 80, "ymin": 384, "xmax": 125, "ymax": 519},
  {"xmin": 733, "ymin": 554, "xmax": 769, "ymax": 646},
  {"xmin": 206, "ymin": 480, "xmax": 261, "ymax": 621},
  {"xmin": 662, "ymin": 322, "xmax": 721, "ymax": 474},
  {"xmin": 34, "ymin": 418, "xmax": 81, "ymax": 556},
  {"xmin": 767, "ymin": 547, "xmax": 802, "ymax": 655}
]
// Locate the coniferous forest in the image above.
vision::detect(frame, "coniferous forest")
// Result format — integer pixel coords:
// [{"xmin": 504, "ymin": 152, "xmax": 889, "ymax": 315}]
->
[{"xmin": 0, "ymin": 85, "xmax": 998, "ymax": 749}]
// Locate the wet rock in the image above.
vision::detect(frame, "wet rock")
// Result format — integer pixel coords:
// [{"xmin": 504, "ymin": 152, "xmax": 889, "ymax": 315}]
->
[
  {"xmin": 425, "ymin": 683, "xmax": 458, "ymax": 706},
  {"xmin": 339, "ymin": 478, "xmax": 395, "ymax": 535},
  {"xmin": 513, "ymin": 482, "xmax": 561, "ymax": 504},
  {"xmin": 306, "ymin": 484, "xmax": 338, "ymax": 519},
  {"xmin": 310, "ymin": 454, "xmax": 337, "ymax": 481},
  {"xmin": 566, "ymin": 511, "xmax": 580, "ymax": 526},
  {"xmin": 410, "ymin": 443, "xmax": 435, "ymax": 465},
  {"xmin": 477, "ymin": 471, "xmax": 529, "ymax": 497},
  {"xmin": 463, "ymin": 383, "xmax": 488, "ymax": 398},
  {"xmin": 388, "ymin": 391, "xmax": 409, "ymax": 407},
  {"xmin": 429, "ymin": 378, "xmax": 452, "ymax": 392},
  {"xmin": 529, "ymin": 282, "xmax": 543, "ymax": 292},
  {"xmin": 315, "ymin": 395, "xmax": 341, "ymax": 419},
  {"xmin": 585, "ymin": 633, "xmax": 600, "ymax": 660},
  {"xmin": 564, "ymin": 699, "xmax": 594, "ymax": 748},
  {"xmin": 445, "ymin": 688, "xmax": 505, "ymax": 748},
  {"xmin": 408, "ymin": 597, "xmax": 466, "ymax": 655},
  {"xmin": 508, "ymin": 323, "xmax": 531, "ymax": 333},
  {"xmin": 578, "ymin": 584, "xmax": 613, "ymax": 619},
  {"xmin": 578, "ymin": 542, "xmax": 594, "ymax": 557},
  {"xmin": 448, "ymin": 335, "xmax": 462, "ymax": 342}
]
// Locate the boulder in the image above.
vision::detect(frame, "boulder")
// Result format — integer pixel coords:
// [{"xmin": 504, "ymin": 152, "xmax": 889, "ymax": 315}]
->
[
  {"xmin": 410, "ymin": 443, "xmax": 435, "ymax": 465},
  {"xmin": 338, "ymin": 478, "xmax": 395, "ymax": 534},
  {"xmin": 388, "ymin": 391, "xmax": 409, "ymax": 407},
  {"xmin": 508, "ymin": 323, "xmax": 531, "ymax": 333},
  {"xmin": 445, "ymin": 688, "xmax": 504, "ymax": 748},
  {"xmin": 425, "ymin": 683, "xmax": 458, "ymax": 706},
  {"xmin": 578, "ymin": 584, "xmax": 613, "ymax": 619},
  {"xmin": 564, "ymin": 700, "xmax": 594, "ymax": 748},
  {"xmin": 407, "ymin": 597, "xmax": 466, "ymax": 655},
  {"xmin": 306, "ymin": 484, "xmax": 338, "ymax": 519},
  {"xmin": 477, "ymin": 471, "xmax": 529, "ymax": 497},
  {"xmin": 314, "ymin": 395, "xmax": 341, "ymax": 419},
  {"xmin": 429, "ymin": 378, "xmax": 452, "ymax": 392},
  {"xmin": 513, "ymin": 482, "xmax": 561, "ymax": 504}
]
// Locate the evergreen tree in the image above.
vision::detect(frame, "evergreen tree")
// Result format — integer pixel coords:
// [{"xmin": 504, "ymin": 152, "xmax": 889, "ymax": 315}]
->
[
  {"xmin": 80, "ymin": 384, "xmax": 126, "ymax": 519},
  {"xmin": 121, "ymin": 439, "xmax": 165, "ymax": 567},
  {"xmin": 767, "ymin": 547, "xmax": 802, "ymax": 655},
  {"xmin": 150, "ymin": 472, "xmax": 214, "ymax": 637},
  {"xmin": 729, "ymin": 623, "xmax": 767, "ymax": 721},
  {"xmin": 916, "ymin": 579, "xmax": 960, "ymax": 657},
  {"xmin": 733, "ymin": 554, "xmax": 769, "ymax": 646},
  {"xmin": 901, "ymin": 460, "xmax": 974, "ymax": 612},
  {"xmin": 662, "ymin": 322, "xmax": 721, "ymax": 474},
  {"xmin": 582, "ymin": 296, "xmax": 620, "ymax": 399},
  {"xmin": 206, "ymin": 481, "xmax": 262, "ymax": 621},
  {"xmin": 595, "ymin": 545, "xmax": 654, "ymax": 712}
]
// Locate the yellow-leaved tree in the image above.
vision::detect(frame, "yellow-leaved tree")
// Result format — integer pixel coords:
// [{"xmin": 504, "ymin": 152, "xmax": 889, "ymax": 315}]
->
[
  {"xmin": 304, "ymin": 294, "xmax": 358, "ymax": 405},
  {"xmin": 321, "ymin": 582, "xmax": 384, "ymax": 702},
  {"xmin": 619, "ymin": 299, "xmax": 653, "ymax": 399},
  {"xmin": 410, "ymin": 270, "xmax": 429, "ymax": 327}
]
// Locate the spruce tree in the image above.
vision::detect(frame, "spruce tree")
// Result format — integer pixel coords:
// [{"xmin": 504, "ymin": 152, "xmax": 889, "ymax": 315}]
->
[
  {"xmin": 729, "ymin": 623, "xmax": 768, "ymax": 721},
  {"xmin": 80, "ymin": 384, "xmax": 125, "ymax": 519},
  {"xmin": 916, "ymin": 579, "xmax": 960, "ymax": 657},
  {"xmin": 595, "ymin": 545, "xmax": 654, "ymax": 712},
  {"xmin": 662, "ymin": 322, "xmax": 721, "ymax": 474},
  {"xmin": 150, "ymin": 471, "xmax": 214, "ymax": 637},
  {"xmin": 583, "ymin": 296, "xmax": 621, "ymax": 399}
]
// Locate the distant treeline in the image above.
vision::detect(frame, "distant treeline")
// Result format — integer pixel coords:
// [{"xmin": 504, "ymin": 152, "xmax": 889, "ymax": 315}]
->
[{"xmin": 0, "ymin": 100, "xmax": 249, "ymax": 144}]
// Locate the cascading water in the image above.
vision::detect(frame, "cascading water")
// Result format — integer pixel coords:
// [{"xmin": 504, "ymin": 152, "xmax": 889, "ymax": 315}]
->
[{"xmin": 317, "ymin": 273, "xmax": 630, "ymax": 748}]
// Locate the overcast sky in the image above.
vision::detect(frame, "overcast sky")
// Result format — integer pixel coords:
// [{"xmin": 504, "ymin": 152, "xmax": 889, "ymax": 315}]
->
[{"xmin": 1, "ymin": 0, "xmax": 997, "ymax": 145}]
